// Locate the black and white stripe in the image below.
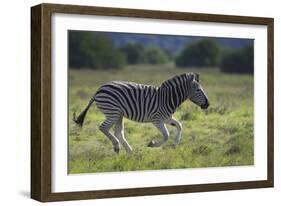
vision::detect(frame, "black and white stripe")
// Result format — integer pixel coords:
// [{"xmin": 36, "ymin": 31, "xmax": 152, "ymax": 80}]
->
[{"xmin": 73, "ymin": 73, "xmax": 209, "ymax": 153}]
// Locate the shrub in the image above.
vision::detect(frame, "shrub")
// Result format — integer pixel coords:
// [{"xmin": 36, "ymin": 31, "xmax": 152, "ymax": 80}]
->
[
  {"xmin": 69, "ymin": 31, "xmax": 127, "ymax": 70},
  {"xmin": 225, "ymin": 145, "xmax": 241, "ymax": 155},
  {"xmin": 192, "ymin": 145, "xmax": 212, "ymax": 156},
  {"xmin": 120, "ymin": 43, "xmax": 146, "ymax": 64},
  {"xmin": 175, "ymin": 39, "xmax": 221, "ymax": 68},
  {"xmin": 220, "ymin": 45, "xmax": 254, "ymax": 74},
  {"xmin": 144, "ymin": 47, "xmax": 169, "ymax": 64},
  {"xmin": 121, "ymin": 44, "xmax": 169, "ymax": 65}
]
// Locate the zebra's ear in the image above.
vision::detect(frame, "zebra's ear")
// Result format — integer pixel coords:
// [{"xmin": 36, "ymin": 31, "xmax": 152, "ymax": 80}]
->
[{"xmin": 193, "ymin": 73, "xmax": 200, "ymax": 82}]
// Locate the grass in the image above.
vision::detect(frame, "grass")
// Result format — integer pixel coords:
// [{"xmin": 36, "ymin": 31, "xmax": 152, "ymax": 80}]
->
[{"xmin": 68, "ymin": 64, "xmax": 254, "ymax": 174}]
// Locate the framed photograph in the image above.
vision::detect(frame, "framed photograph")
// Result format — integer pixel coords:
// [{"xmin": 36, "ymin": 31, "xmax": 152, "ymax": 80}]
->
[{"xmin": 31, "ymin": 3, "xmax": 274, "ymax": 202}]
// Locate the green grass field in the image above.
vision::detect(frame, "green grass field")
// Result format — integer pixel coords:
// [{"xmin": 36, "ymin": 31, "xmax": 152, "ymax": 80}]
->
[{"xmin": 68, "ymin": 65, "xmax": 254, "ymax": 174}]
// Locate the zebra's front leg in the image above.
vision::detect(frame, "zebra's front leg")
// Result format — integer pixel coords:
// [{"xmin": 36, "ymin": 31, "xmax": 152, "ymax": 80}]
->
[
  {"xmin": 166, "ymin": 117, "xmax": 182, "ymax": 146},
  {"xmin": 148, "ymin": 121, "xmax": 169, "ymax": 147},
  {"xmin": 114, "ymin": 117, "xmax": 133, "ymax": 154}
]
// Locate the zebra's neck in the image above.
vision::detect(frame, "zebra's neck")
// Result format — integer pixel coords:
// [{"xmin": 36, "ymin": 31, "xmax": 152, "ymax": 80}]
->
[{"xmin": 159, "ymin": 81, "xmax": 189, "ymax": 114}]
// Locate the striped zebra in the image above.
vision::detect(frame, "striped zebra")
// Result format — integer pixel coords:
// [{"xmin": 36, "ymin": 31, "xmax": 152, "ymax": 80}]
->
[{"xmin": 73, "ymin": 73, "xmax": 209, "ymax": 154}]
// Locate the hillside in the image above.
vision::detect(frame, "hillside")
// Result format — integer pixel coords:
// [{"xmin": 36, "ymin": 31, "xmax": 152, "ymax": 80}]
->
[{"xmin": 102, "ymin": 32, "xmax": 253, "ymax": 54}]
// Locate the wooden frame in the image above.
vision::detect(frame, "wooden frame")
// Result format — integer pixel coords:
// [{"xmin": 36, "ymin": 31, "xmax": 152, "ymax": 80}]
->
[{"xmin": 31, "ymin": 3, "xmax": 274, "ymax": 202}]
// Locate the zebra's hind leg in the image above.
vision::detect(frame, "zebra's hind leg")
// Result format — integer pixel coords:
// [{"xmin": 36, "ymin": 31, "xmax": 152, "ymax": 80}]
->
[
  {"xmin": 148, "ymin": 121, "xmax": 169, "ymax": 147},
  {"xmin": 99, "ymin": 117, "xmax": 121, "ymax": 154},
  {"xmin": 114, "ymin": 117, "xmax": 133, "ymax": 154}
]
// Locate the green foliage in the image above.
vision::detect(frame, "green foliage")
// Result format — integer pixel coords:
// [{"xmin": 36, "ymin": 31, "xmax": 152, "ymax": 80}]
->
[
  {"xmin": 68, "ymin": 31, "xmax": 253, "ymax": 75},
  {"xmin": 225, "ymin": 145, "xmax": 241, "ymax": 155},
  {"xmin": 220, "ymin": 45, "xmax": 254, "ymax": 74},
  {"xmin": 162, "ymin": 48, "xmax": 174, "ymax": 61},
  {"xmin": 175, "ymin": 39, "xmax": 221, "ymax": 68},
  {"xmin": 68, "ymin": 65, "xmax": 253, "ymax": 173},
  {"xmin": 144, "ymin": 47, "xmax": 169, "ymax": 64},
  {"xmin": 69, "ymin": 31, "xmax": 127, "ymax": 70},
  {"xmin": 121, "ymin": 43, "xmax": 169, "ymax": 65},
  {"xmin": 192, "ymin": 145, "xmax": 212, "ymax": 156},
  {"xmin": 120, "ymin": 43, "xmax": 146, "ymax": 64}
]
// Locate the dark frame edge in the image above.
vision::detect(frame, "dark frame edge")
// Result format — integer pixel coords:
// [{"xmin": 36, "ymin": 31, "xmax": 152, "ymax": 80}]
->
[
  {"xmin": 31, "ymin": 4, "xmax": 43, "ymax": 202},
  {"xmin": 44, "ymin": 180, "xmax": 272, "ymax": 202},
  {"xmin": 31, "ymin": 4, "xmax": 53, "ymax": 202},
  {"xmin": 267, "ymin": 18, "xmax": 274, "ymax": 187},
  {"xmin": 41, "ymin": 3, "xmax": 274, "ymax": 25}
]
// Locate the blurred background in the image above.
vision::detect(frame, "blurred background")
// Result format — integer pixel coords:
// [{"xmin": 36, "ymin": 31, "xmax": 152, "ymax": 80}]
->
[{"xmin": 68, "ymin": 30, "xmax": 254, "ymax": 74}]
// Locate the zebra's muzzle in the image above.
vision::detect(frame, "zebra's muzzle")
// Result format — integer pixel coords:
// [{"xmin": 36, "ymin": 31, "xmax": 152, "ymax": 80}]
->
[{"xmin": 200, "ymin": 101, "xmax": 209, "ymax": 109}]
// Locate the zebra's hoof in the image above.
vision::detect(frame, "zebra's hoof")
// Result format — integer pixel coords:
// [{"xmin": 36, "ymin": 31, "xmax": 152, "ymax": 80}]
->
[
  {"xmin": 148, "ymin": 140, "xmax": 156, "ymax": 147},
  {"xmin": 114, "ymin": 147, "xmax": 120, "ymax": 154}
]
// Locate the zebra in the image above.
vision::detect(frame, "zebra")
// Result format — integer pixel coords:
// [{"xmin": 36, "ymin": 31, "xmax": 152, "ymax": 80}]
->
[{"xmin": 73, "ymin": 73, "xmax": 209, "ymax": 154}]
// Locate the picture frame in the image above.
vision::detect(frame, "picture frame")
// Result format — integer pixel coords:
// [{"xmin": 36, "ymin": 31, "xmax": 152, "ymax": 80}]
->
[{"xmin": 31, "ymin": 3, "xmax": 274, "ymax": 202}]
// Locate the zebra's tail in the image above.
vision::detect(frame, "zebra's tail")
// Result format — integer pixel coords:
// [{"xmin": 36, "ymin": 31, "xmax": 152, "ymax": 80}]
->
[{"xmin": 73, "ymin": 97, "xmax": 95, "ymax": 127}]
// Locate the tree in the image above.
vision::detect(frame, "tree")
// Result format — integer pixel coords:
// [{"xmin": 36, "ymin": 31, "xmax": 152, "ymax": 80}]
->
[
  {"xmin": 144, "ymin": 47, "xmax": 169, "ymax": 64},
  {"xmin": 69, "ymin": 31, "xmax": 127, "ymax": 69},
  {"xmin": 175, "ymin": 39, "xmax": 221, "ymax": 68},
  {"xmin": 121, "ymin": 43, "xmax": 169, "ymax": 65},
  {"xmin": 220, "ymin": 45, "xmax": 254, "ymax": 74},
  {"xmin": 120, "ymin": 43, "xmax": 146, "ymax": 64}
]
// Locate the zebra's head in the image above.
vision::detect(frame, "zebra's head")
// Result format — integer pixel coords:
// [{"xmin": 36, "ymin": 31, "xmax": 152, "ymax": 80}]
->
[{"xmin": 189, "ymin": 73, "xmax": 210, "ymax": 110}]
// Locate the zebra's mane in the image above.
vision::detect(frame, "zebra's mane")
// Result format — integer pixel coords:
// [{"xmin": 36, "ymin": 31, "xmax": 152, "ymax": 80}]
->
[{"xmin": 160, "ymin": 73, "xmax": 193, "ymax": 88}]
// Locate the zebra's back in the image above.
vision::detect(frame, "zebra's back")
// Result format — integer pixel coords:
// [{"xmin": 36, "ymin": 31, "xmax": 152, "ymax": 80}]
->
[{"xmin": 94, "ymin": 81, "xmax": 159, "ymax": 122}]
